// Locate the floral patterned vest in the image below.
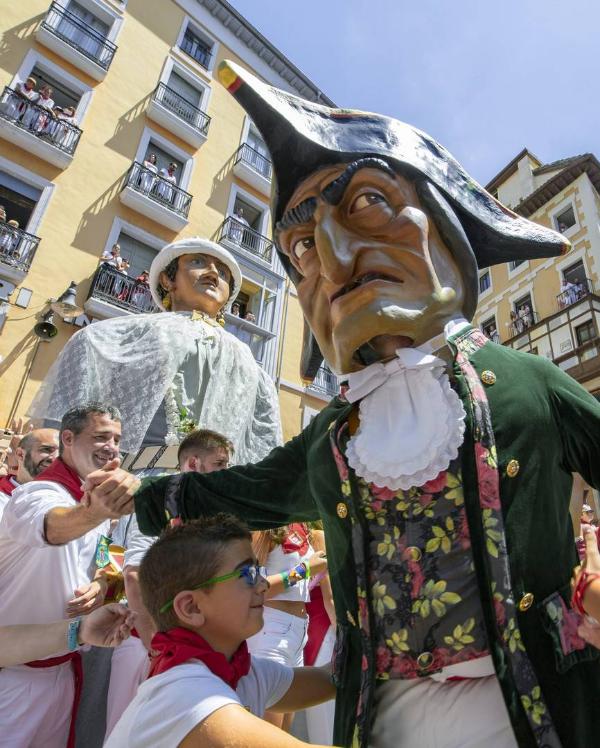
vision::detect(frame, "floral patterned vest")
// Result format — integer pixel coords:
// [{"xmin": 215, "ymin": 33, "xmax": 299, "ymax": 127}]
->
[{"xmin": 354, "ymin": 453, "xmax": 491, "ymax": 679}]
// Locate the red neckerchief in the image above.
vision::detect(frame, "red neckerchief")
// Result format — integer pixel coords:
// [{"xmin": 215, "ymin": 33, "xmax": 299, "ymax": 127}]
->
[
  {"xmin": 0, "ymin": 475, "xmax": 18, "ymax": 496},
  {"xmin": 148, "ymin": 627, "xmax": 251, "ymax": 690},
  {"xmin": 282, "ymin": 523, "xmax": 309, "ymax": 556},
  {"xmin": 34, "ymin": 458, "xmax": 84, "ymax": 502}
]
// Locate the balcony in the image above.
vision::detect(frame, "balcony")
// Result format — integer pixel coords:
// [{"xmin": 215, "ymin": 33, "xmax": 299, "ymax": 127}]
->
[
  {"xmin": 504, "ymin": 290, "xmax": 600, "ymax": 385},
  {"xmin": 217, "ymin": 217, "xmax": 274, "ymax": 264},
  {"xmin": 84, "ymin": 263, "xmax": 158, "ymax": 319},
  {"xmin": 0, "ymin": 222, "xmax": 41, "ymax": 284},
  {"xmin": 180, "ymin": 29, "xmax": 212, "ymax": 71},
  {"xmin": 119, "ymin": 161, "xmax": 192, "ymax": 231},
  {"xmin": 306, "ymin": 365, "xmax": 338, "ymax": 398},
  {"xmin": 147, "ymin": 83, "xmax": 211, "ymax": 149},
  {"xmin": 233, "ymin": 143, "xmax": 272, "ymax": 196},
  {"xmin": 507, "ymin": 311, "xmax": 540, "ymax": 339},
  {"xmin": 557, "ymin": 278, "xmax": 594, "ymax": 310},
  {"xmin": 224, "ymin": 312, "xmax": 275, "ymax": 367},
  {"xmin": 36, "ymin": 2, "xmax": 117, "ymax": 81},
  {"xmin": 0, "ymin": 87, "xmax": 82, "ymax": 168}
]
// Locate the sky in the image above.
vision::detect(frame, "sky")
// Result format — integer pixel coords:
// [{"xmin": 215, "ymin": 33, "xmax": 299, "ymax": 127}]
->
[{"xmin": 227, "ymin": 0, "xmax": 599, "ymax": 186}]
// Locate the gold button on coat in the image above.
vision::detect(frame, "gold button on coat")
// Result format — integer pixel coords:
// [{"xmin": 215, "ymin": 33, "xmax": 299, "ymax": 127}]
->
[
  {"xmin": 481, "ymin": 370, "xmax": 497, "ymax": 385},
  {"xmin": 336, "ymin": 502, "xmax": 348, "ymax": 519},
  {"xmin": 518, "ymin": 592, "xmax": 535, "ymax": 611},
  {"xmin": 417, "ymin": 651, "xmax": 434, "ymax": 670},
  {"xmin": 406, "ymin": 546, "xmax": 422, "ymax": 562},
  {"xmin": 506, "ymin": 459, "xmax": 520, "ymax": 478}
]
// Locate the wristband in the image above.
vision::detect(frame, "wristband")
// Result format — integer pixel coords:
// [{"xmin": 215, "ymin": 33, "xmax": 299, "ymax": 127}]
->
[
  {"xmin": 281, "ymin": 571, "xmax": 291, "ymax": 589},
  {"xmin": 67, "ymin": 617, "xmax": 82, "ymax": 652},
  {"xmin": 571, "ymin": 571, "xmax": 600, "ymax": 615}
]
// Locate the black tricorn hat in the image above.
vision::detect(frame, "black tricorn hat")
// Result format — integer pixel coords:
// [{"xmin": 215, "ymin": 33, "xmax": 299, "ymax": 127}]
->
[{"xmin": 218, "ymin": 60, "xmax": 569, "ymax": 375}]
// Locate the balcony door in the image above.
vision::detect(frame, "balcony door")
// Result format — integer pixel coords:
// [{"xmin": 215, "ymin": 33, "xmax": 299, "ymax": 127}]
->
[
  {"xmin": 164, "ymin": 72, "xmax": 203, "ymax": 127},
  {"xmin": 0, "ymin": 173, "xmax": 41, "ymax": 231},
  {"xmin": 117, "ymin": 233, "xmax": 157, "ymax": 279},
  {"xmin": 59, "ymin": 1, "xmax": 110, "ymax": 63},
  {"xmin": 29, "ymin": 65, "xmax": 81, "ymax": 112},
  {"xmin": 245, "ymin": 128, "xmax": 270, "ymax": 177}
]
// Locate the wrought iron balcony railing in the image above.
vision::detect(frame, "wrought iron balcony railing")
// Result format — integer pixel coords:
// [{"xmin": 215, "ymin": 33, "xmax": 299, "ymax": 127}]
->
[
  {"xmin": 557, "ymin": 278, "xmax": 594, "ymax": 310},
  {"xmin": 88, "ymin": 264, "xmax": 158, "ymax": 314},
  {"xmin": 124, "ymin": 161, "xmax": 193, "ymax": 218},
  {"xmin": 152, "ymin": 82, "xmax": 211, "ymax": 135},
  {"xmin": 0, "ymin": 87, "xmax": 83, "ymax": 155},
  {"xmin": 180, "ymin": 29, "xmax": 212, "ymax": 70},
  {"xmin": 218, "ymin": 217, "xmax": 274, "ymax": 263},
  {"xmin": 307, "ymin": 365, "xmax": 338, "ymax": 396},
  {"xmin": 235, "ymin": 143, "xmax": 272, "ymax": 180},
  {"xmin": 0, "ymin": 222, "xmax": 41, "ymax": 273},
  {"xmin": 41, "ymin": 2, "xmax": 117, "ymax": 70}
]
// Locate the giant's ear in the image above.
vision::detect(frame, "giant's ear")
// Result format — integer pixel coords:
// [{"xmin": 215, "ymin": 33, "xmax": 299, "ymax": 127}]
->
[
  {"xmin": 158, "ymin": 270, "xmax": 174, "ymax": 294},
  {"xmin": 300, "ymin": 320, "xmax": 324, "ymax": 381}
]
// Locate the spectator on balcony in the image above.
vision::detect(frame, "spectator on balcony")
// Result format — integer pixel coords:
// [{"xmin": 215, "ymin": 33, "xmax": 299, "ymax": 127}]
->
[
  {"xmin": 231, "ymin": 301, "xmax": 240, "ymax": 317},
  {"xmin": 519, "ymin": 303, "xmax": 533, "ymax": 329},
  {"xmin": 0, "ymin": 205, "xmax": 6, "ymax": 223},
  {"xmin": 229, "ymin": 207, "xmax": 249, "ymax": 245},
  {"xmin": 131, "ymin": 270, "xmax": 151, "ymax": 310},
  {"xmin": 510, "ymin": 309, "xmax": 522, "ymax": 335},
  {"xmin": 558, "ymin": 222, "xmax": 568, "ymax": 234},
  {"xmin": 485, "ymin": 324, "xmax": 499, "ymax": 344},
  {"xmin": 560, "ymin": 279, "xmax": 577, "ymax": 307},
  {"xmin": 101, "ymin": 244, "xmax": 124, "ymax": 271},
  {"xmin": 4, "ymin": 76, "xmax": 38, "ymax": 122},
  {"xmin": 139, "ymin": 153, "xmax": 158, "ymax": 194},
  {"xmin": 244, "ymin": 311, "xmax": 256, "ymax": 323},
  {"xmin": 33, "ymin": 85, "xmax": 55, "ymax": 135},
  {"xmin": 0, "ymin": 220, "xmax": 21, "ymax": 260},
  {"xmin": 51, "ymin": 105, "xmax": 76, "ymax": 148},
  {"xmin": 155, "ymin": 162, "xmax": 178, "ymax": 205}
]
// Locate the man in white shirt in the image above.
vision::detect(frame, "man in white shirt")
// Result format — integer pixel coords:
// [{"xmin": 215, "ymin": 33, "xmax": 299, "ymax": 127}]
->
[
  {"xmin": 0, "ymin": 403, "xmax": 139, "ymax": 748},
  {"xmin": 0, "ymin": 428, "xmax": 59, "ymax": 518}
]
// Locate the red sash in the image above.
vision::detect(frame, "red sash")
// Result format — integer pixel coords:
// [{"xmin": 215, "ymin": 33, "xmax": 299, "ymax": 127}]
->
[
  {"xmin": 304, "ymin": 586, "xmax": 331, "ymax": 666},
  {"xmin": 149, "ymin": 627, "xmax": 250, "ymax": 690},
  {"xmin": 34, "ymin": 458, "xmax": 84, "ymax": 502},
  {"xmin": 26, "ymin": 652, "xmax": 83, "ymax": 748}
]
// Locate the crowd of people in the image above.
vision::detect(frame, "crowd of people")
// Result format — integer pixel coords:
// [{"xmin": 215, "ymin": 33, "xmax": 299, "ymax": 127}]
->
[
  {"xmin": 2, "ymin": 76, "xmax": 76, "ymax": 148},
  {"xmin": 0, "ymin": 406, "xmax": 337, "ymax": 748}
]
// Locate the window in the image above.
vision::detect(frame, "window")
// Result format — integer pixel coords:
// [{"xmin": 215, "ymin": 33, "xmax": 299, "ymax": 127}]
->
[
  {"xmin": 0, "ymin": 172, "xmax": 42, "ymax": 230},
  {"xmin": 479, "ymin": 271, "xmax": 491, "ymax": 294},
  {"xmin": 509, "ymin": 260, "xmax": 526, "ymax": 271},
  {"xmin": 555, "ymin": 205, "xmax": 577, "ymax": 233},
  {"xmin": 143, "ymin": 141, "xmax": 183, "ymax": 175},
  {"xmin": 575, "ymin": 320, "xmax": 596, "ymax": 347},
  {"xmin": 511, "ymin": 293, "xmax": 534, "ymax": 334},
  {"xmin": 481, "ymin": 316, "xmax": 499, "ymax": 342},
  {"xmin": 180, "ymin": 26, "xmax": 213, "ymax": 70},
  {"xmin": 117, "ymin": 232, "xmax": 157, "ymax": 278},
  {"xmin": 57, "ymin": 1, "xmax": 111, "ymax": 63},
  {"xmin": 29, "ymin": 64, "xmax": 81, "ymax": 111}
]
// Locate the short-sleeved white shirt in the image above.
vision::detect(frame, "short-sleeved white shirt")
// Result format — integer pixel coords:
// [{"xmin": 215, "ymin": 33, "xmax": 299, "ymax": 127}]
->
[
  {"xmin": 0, "ymin": 480, "xmax": 109, "ymax": 638},
  {"xmin": 123, "ymin": 512, "xmax": 156, "ymax": 569},
  {"xmin": 105, "ymin": 657, "xmax": 293, "ymax": 748}
]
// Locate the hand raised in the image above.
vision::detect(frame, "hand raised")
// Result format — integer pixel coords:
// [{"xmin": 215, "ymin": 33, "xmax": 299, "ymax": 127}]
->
[
  {"xmin": 84, "ymin": 461, "xmax": 140, "ymax": 520},
  {"xmin": 78, "ymin": 603, "xmax": 136, "ymax": 648}
]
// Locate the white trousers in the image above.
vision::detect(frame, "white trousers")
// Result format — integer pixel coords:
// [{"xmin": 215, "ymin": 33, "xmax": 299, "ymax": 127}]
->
[
  {"xmin": 247, "ymin": 606, "xmax": 308, "ymax": 667},
  {"xmin": 304, "ymin": 625, "xmax": 336, "ymax": 745},
  {"xmin": 105, "ymin": 636, "xmax": 149, "ymax": 740},
  {"xmin": 369, "ymin": 675, "xmax": 518, "ymax": 748},
  {"xmin": 0, "ymin": 663, "xmax": 74, "ymax": 748}
]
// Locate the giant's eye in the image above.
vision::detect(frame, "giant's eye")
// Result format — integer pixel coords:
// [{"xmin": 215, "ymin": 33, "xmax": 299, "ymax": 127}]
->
[
  {"xmin": 292, "ymin": 236, "xmax": 315, "ymax": 261},
  {"xmin": 350, "ymin": 192, "xmax": 388, "ymax": 212}
]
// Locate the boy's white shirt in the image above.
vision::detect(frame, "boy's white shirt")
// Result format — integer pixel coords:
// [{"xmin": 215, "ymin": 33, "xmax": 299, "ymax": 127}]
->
[{"xmin": 104, "ymin": 657, "xmax": 293, "ymax": 748}]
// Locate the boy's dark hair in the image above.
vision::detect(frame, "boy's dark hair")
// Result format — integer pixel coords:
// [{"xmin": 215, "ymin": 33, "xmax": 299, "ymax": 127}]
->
[
  {"xmin": 177, "ymin": 428, "xmax": 234, "ymax": 467},
  {"xmin": 139, "ymin": 514, "xmax": 251, "ymax": 630},
  {"xmin": 59, "ymin": 402, "xmax": 121, "ymax": 456}
]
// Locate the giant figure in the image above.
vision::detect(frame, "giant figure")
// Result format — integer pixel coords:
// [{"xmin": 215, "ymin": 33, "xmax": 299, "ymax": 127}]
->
[{"xmin": 135, "ymin": 62, "xmax": 600, "ymax": 747}]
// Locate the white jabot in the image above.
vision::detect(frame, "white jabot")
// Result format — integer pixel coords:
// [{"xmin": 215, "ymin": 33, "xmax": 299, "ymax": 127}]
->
[{"xmin": 344, "ymin": 322, "xmax": 469, "ymax": 490}]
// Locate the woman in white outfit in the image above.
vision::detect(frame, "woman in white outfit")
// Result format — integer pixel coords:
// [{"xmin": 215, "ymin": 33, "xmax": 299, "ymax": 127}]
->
[
  {"xmin": 248, "ymin": 524, "xmax": 327, "ymax": 732},
  {"xmin": 139, "ymin": 153, "xmax": 158, "ymax": 194}
]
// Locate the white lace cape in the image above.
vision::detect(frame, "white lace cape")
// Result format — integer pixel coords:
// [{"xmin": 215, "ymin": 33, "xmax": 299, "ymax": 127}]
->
[{"xmin": 28, "ymin": 312, "xmax": 282, "ymax": 464}]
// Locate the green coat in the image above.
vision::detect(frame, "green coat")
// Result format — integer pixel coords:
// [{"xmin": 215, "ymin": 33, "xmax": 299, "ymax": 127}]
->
[{"xmin": 136, "ymin": 328, "xmax": 600, "ymax": 748}]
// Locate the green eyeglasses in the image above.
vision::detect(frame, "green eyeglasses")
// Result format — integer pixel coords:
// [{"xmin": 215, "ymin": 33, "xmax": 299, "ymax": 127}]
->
[{"xmin": 160, "ymin": 563, "xmax": 267, "ymax": 613}]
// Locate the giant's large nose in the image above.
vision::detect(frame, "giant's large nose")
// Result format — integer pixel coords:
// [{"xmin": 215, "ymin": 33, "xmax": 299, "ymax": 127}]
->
[{"xmin": 314, "ymin": 206, "xmax": 358, "ymax": 287}]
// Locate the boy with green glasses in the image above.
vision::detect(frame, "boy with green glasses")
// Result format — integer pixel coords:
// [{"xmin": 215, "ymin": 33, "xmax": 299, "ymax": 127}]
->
[{"xmin": 105, "ymin": 514, "xmax": 337, "ymax": 748}]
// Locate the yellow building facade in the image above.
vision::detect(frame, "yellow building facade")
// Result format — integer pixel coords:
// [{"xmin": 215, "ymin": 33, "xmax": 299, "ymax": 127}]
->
[{"xmin": 0, "ymin": 0, "xmax": 336, "ymax": 440}]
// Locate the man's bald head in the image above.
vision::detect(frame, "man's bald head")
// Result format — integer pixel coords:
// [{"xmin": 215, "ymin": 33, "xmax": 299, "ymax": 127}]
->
[{"xmin": 16, "ymin": 428, "xmax": 59, "ymax": 482}]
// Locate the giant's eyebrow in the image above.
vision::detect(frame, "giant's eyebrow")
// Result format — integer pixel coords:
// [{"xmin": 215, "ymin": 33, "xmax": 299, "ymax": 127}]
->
[{"xmin": 275, "ymin": 157, "xmax": 396, "ymax": 234}]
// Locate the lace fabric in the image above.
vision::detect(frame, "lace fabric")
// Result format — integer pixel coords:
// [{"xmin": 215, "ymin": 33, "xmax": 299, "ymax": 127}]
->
[{"xmin": 28, "ymin": 312, "xmax": 282, "ymax": 464}]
